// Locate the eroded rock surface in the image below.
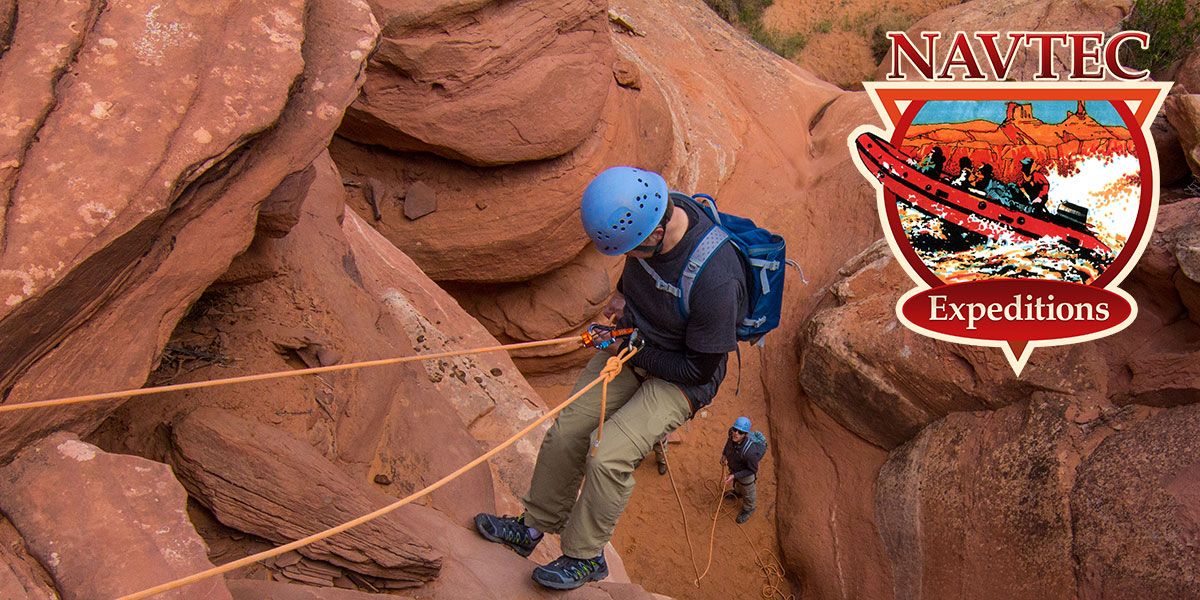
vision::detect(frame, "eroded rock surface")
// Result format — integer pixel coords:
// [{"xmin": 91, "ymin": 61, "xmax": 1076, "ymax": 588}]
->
[
  {"xmin": 0, "ymin": 0, "xmax": 378, "ymax": 462},
  {"xmin": 341, "ymin": 0, "xmax": 613, "ymax": 166},
  {"xmin": 0, "ymin": 432, "xmax": 229, "ymax": 600},
  {"xmin": 168, "ymin": 407, "xmax": 442, "ymax": 590}
]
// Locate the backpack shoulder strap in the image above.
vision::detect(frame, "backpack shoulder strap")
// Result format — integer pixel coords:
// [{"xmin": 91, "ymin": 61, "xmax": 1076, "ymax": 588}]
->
[{"xmin": 679, "ymin": 225, "xmax": 730, "ymax": 319}]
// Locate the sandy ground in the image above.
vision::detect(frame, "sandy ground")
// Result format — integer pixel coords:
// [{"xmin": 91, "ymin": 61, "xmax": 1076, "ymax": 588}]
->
[
  {"xmin": 761, "ymin": 0, "xmax": 959, "ymax": 88},
  {"xmin": 534, "ymin": 363, "xmax": 796, "ymax": 600}
]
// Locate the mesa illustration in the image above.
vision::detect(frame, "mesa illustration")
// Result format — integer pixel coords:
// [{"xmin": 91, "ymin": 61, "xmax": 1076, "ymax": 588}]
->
[{"xmin": 857, "ymin": 100, "xmax": 1140, "ymax": 284}]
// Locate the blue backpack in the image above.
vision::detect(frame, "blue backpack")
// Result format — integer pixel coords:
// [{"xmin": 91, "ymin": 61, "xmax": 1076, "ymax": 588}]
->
[{"xmin": 635, "ymin": 192, "xmax": 805, "ymax": 346}]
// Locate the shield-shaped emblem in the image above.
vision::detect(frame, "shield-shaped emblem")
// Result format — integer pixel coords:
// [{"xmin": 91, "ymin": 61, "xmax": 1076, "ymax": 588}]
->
[{"xmin": 850, "ymin": 82, "xmax": 1171, "ymax": 374}]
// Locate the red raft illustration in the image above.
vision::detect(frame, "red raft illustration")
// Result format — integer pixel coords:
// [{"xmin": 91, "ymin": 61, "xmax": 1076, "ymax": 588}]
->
[{"xmin": 855, "ymin": 132, "xmax": 1113, "ymax": 257}]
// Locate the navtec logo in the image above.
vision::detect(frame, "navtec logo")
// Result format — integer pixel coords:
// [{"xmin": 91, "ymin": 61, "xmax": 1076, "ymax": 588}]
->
[{"xmin": 848, "ymin": 31, "xmax": 1170, "ymax": 375}]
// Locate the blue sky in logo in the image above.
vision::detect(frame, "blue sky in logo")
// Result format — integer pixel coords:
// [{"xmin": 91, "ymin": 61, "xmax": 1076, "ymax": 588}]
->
[{"xmin": 910, "ymin": 100, "xmax": 1125, "ymax": 127}]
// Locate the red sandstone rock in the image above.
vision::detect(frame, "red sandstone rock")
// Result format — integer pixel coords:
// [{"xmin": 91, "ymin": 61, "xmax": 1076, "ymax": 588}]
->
[
  {"xmin": 445, "ymin": 246, "xmax": 623, "ymax": 373},
  {"xmin": 798, "ymin": 242, "xmax": 1107, "ymax": 450},
  {"xmin": 227, "ymin": 579, "xmax": 405, "ymax": 600},
  {"xmin": 0, "ymin": 432, "xmax": 230, "ymax": 600},
  {"xmin": 876, "ymin": 397, "xmax": 1081, "ymax": 600},
  {"xmin": 0, "ymin": 517, "xmax": 56, "ymax": 600},
  {"xmin": 93, "ymin": 153, "xmax": 500, "ymax": 528},
  {"xmin": 1072, "ymin": 402, "xmax": 1200, "ymax": 599},
  {"xmin": 168, "ymin": 408, "xmax": 660, "ymax": 599},
  {"xmin": 1154, "ymin": 109, "xmax": 1192, "ymax": 189},
  {"xmin": 339, "ymin": 0, "xmax": 612, "ymax": 166},
  {"xmin": 258, "ymin": 164, "xmax": 318, "ymax": 238},
  {"xmin": 168, "ymin": 407, "xmax": 443, "ymax": 589},
  {"xmin": 0, "ymin": 0, "xmax": 378, "ymax": 461},
  {"xmin": 1166, "ymin": 94, "xmax": 1200, "ymax": 181},
  {"xmin": 341, "ymin": 205, "xmax": 554, "ymax": 506},
  {"xmin": 331, "ymin": 64, "xmax": 673, "ymax": 283}
]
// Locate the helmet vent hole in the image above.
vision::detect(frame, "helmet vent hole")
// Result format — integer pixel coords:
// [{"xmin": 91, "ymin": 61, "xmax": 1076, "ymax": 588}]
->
[{"xmin": 639, "ymin": 203, "xmax": 644, "ymax": 208}]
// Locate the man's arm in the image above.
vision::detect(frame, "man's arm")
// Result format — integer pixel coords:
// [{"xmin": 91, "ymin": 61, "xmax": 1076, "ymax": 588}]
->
[{"xmin": 627, "ymin": 344, "xmax": 723, "ymax": 386}]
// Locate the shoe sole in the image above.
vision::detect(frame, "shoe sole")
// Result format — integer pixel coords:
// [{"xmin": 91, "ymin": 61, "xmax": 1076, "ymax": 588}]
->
[
  {"xmin": 531, "ymin": 567, "xmax": 609, "ymax": 590},
  {"xmin": 474, "ymin": 514, "xmax": 535, "ymax": 558}
]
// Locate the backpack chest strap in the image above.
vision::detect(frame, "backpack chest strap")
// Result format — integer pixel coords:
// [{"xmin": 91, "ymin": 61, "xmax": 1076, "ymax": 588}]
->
[{"xmin": 637, "ymin": 225, "xmax": 729, "ymax": 319}]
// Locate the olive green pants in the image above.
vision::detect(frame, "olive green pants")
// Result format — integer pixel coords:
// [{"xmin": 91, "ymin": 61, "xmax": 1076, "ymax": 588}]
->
[{"xmin": 522, "ymin": 353, "xmax": 692, "ymax": 558}]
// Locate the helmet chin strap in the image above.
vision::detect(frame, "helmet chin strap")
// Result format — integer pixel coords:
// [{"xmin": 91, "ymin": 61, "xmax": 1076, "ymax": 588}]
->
[
  {"xmin": 632, "ymin": 236, "xmax": 664, "ymax": 255},
  {"xmin": 631, "ymin": 202, "xmax": 674, "ymax": 256}
]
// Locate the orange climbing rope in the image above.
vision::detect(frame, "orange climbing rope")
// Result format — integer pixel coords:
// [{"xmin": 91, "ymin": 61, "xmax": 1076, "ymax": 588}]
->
[
  {"xmin": 694, "ymin": 475, "xmax": 728, "ymax": 584},
  {"xmin": 662, "ymin": 448, "xmax": 703, "ymax": 583},
  {"xmin": 0, "ymin": 336, "xmax": 582, "ymax": 414},
  {"xmin": 664, "ymin": 443, "xmax": 797, "ymax": 600},
  {"xmin": 117, "ymin": 345, "xmax": 639, "ymax": 600},
  {"xmin": 701, "ymin": 477, "xmax": 797, "ymax": 600}
]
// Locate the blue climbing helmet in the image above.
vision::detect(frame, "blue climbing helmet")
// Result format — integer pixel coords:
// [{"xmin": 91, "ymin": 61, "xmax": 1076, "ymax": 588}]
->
[
  {"xmin": 732, "ymin": 416, "xmax": 751, "ymax": 433},
  {"xmin": 581, "ymin": 167, "xmax": 670, "ymax": 255}
]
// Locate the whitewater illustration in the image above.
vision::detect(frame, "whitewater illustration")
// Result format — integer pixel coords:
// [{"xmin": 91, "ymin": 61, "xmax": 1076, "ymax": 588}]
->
[{"xmin": 856, "ymin": 100, "xmax": 1140, "ymax": 285}]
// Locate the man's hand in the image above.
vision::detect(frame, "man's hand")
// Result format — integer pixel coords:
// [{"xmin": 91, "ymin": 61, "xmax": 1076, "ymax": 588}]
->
[
  {"xmin": 602, "ymin": 292, "xmax": 625, "ymax": 322},
  {"xmin": 719, "ymin": 455, "xmax": 727, "ymax": 467},
  {"xmin": 724, "ymin": 473, "xmax": 734, "ymax": 485}
]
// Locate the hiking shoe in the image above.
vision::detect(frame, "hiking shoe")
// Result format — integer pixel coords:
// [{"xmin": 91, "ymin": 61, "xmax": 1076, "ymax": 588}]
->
[
  {"xmin": 532, "ymin": 554, "xmax": 609, "ymax": 590},
  {"xmin": 736, "ymin": 508, "xmax": 754, "ymax": 524},
  {"xmin": 474, "ymin": 513, "xmax": 541, "ymax": 557},
  {"xmin": 657, "ymin": 461, "xmax": 668, "ymax": 475}
]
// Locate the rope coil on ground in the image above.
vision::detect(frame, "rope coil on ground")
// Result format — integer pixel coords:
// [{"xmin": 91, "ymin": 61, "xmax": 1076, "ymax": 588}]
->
[
  {"xmin": 701, "ymin": 478, "xmax": 796, "ymax": 600},
  {"xmin": 117, "ymin": 343, "xmax": 640, "ymax": 600}
]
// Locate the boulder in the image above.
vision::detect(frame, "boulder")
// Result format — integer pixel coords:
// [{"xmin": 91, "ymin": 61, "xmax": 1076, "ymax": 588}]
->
[
  {"xmin": 876, "ymin": 397, "xmax": 1080, "ymax": 600},
  {"xmin": 876, "ymin": 0, "xmax": 1133, "ymax": 81},
  {"xmin": 1173, "ymin": 49, "xmax": 1200, "ymax": 95},
  {"xmin": 168, "ymin": 407, "xmax": 442, "ymax": 589},
  {"xmin": 0, "ymin": 0, "xmax": 378, "ymax": 461},
  {"xmin": 0, "ymin": 517, "xmax": 56, "ymax": 600},
  {"xmin": 1153, "ymin": 110, "xmax": 1192, "ymax": 189},
  {"xmin": 0, "ymin": 432, "xmax": 229, "ymax": 600},
  {"xmin": 1072, "ymin": 402, "xmax": 1200, "ymax": 599},
  {"xmin": 340, "ymin": 0, "xmax": 613, "ymax": 166},
  {"xmin": 331, "ymin": 63, "xmax": 673, "ymax": 283},
  {"xmin": 1166, "ymin": 94, "xmax": 1200, "ymax": 182},
  {"xmin": 798, "ymin": 242, "xmax": 1107, "ymax": 450}
]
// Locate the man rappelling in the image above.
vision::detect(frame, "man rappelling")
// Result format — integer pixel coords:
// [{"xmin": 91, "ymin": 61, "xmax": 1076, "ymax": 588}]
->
[{"xmin": 473, "ymin": 166, "xmax": 750, "ymax": 590}]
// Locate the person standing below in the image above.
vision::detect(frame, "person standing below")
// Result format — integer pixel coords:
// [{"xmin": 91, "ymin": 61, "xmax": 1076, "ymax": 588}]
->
[
  {"xmin": 721, "ymin": 416, "xmax": 767, "ymax": 524},
  {"xmin": 474, "ymin": 166, "xmax": 748, "ymax": 590}
]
